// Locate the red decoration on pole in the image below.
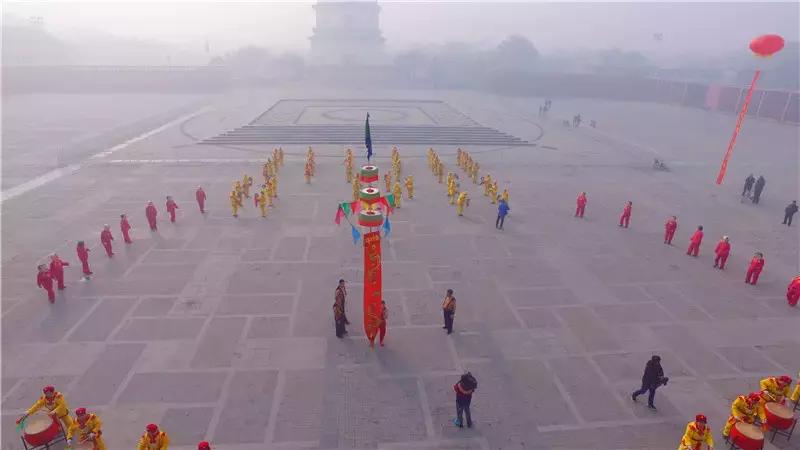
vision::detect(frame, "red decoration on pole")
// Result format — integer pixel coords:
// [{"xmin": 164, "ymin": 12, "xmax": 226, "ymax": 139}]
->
[
  {"xmin": 716, "ymin": 34, "xmax": 784, "ymax": 185},
  {"xmin": 363, "ymin": 231, "xmax": 383, "ymax": 346},
  {"xmin": 716, "ymin": 70, "xmax": 761, "ymax": 185}
]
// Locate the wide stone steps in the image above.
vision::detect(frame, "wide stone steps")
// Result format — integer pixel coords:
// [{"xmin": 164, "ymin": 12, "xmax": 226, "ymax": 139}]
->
[{"xmin": 200, "ymin": 125, "xmax": 529, "ymax": 146}]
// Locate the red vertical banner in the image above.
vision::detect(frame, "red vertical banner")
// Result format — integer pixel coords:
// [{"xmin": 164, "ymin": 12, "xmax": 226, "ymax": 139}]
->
[
  {"xmin": 716, "ymin": 70, "xmax": 760, "ymax": 185},
  {"xmin": 363, "ymin": 231, "xmax": 383, "ymax": 345}
]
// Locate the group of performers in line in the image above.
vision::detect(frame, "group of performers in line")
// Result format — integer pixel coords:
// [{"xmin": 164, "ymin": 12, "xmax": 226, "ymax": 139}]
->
[
  {"xmin": 16, "ymin": 384, "xmax": 222, "ymax": 449},
  {"xmin": 231, "ymin": 147, "xmax": 283, "ymax": 218},
  {"xmin": 428, "ymin": 148, "xmax": 509, "ymax": 217}
]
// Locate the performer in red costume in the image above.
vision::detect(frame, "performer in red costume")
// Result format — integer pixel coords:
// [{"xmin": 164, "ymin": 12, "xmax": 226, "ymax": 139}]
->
[
  {"xmin": 76, "ymin": 241, "xmax": 92, "ymax": 277},
  {"xmin": 575, "ymin": 192, "xmax": 587, "ymax": 218},
  {"xmin": 787, "ymin": 276, "xmax": 800, "ymax": 307},
  {"xmin": 37, "ymin": 264, "xmax": 55, "ymax": 303},
  {"xmin": 198, "ymin": 442, "xmax": 211, "ymax": 450},
  {"xmin": 713, "ymin": 236, "xmax": 731, "ymax": 270},
  {"xmin": 619, "ymin": 201, "xmax": 632, "ymax": 228},
  {"xmin": 100, "ymin": 225, "xmax": 114, "ymax": 257},
  {"xmin": 145, "ymin": 201, "xmax": 158, "ymax": 231},
  {"xmin": 745, "ymin": 252, "xmax": 765, "ymax": 285},
  {"xmin": 196, "ymin": 186, "xmax": 206, "ymax": 213},
  {"xmin": 663, "ymin": 216, "xmax": 678, "ymax": 244},
  {"xmin": 166, "ymin": 196, "xmax": 179, "ymax": 223},
  {"xmin": 120, "ymin": 214, "xmax": 132, "ymax": 243},
  {"xmin": 687, "ymin": 225, "xmax": 704, "ymax": 257},
  {"xmin": 49, "ymin": 253, "xmax": 69, "ymax": 290}
]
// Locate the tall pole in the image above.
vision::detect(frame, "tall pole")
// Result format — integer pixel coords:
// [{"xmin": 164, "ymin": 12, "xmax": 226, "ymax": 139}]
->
[{"xmin": 716, "ymin": 70, "xmax": 760, "ymax": 185}]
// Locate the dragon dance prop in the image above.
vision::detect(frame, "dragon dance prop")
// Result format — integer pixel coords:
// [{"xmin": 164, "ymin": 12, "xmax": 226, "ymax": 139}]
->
[{"xmin": 334, "ymin": 165, "xmax": 395, "ymax": 346}]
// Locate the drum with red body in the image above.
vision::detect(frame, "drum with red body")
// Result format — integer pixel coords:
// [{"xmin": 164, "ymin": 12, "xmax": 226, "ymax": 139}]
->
[
  {"xmin": 765, "ymin": 402, "xmax": 795, "ymax": 430},
  {"xmin": 729, "ymin": 422, "xmax": 764, "ymax": 450},
  {"xmin": 22, "ymin": 412, "xmax": 60, "ymax": 446}
]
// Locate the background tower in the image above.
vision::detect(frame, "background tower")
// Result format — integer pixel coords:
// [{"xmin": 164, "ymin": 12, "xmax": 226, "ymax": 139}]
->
[{"xmin": 309, "ymin": 1, "xmax": 387, "ymax": 66}]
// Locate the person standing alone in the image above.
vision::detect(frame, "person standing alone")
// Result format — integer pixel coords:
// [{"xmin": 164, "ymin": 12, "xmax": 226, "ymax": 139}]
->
[
  {"xmin": 496, "ymin": 198, "xmax": 510, "ymax": 229},
  {"xmin": 632, "ymin": 355, "xmax": 667, "ymax": 410},
  {"xmin": 783, "ymin": 201, "xmax": 798, "ymax": 226},
  {"xmin": 442, "ymin": 289, "xmax": 456, "ymax": 334},
  {"xmin": 453, "ymin": 372, "xmax": 477, "ymax": 428}
]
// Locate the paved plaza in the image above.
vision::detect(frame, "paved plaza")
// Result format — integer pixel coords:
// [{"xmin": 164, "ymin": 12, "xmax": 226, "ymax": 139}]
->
[{"xmin": 1, "ymin": 89, "xmax": 799, "ymax": 450}]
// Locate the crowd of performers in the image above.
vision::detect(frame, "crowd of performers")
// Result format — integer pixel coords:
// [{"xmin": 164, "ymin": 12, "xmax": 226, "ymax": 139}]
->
[
  {"xmin": 679, "ymin": 374, "xmax": 799, "ymax": 449},
  {"xmin": 26, "ymin": 143, "xmax": 800, "ymax": 448}
]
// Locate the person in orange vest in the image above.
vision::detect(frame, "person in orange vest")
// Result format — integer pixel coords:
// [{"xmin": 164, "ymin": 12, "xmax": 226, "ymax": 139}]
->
[
  {"xmin": 120, "ymin": 214, "xmax": 133, "ymax": 243},
  {"xmin": 49, "ymin": 253, "xmax": 69, "ymax": 290},
  {"xmin": 196, "ymin": 186, "xmax": 207, "ymax": 213},
  {"xmin": 713, "ymin": 236, "xmax": 730, "ymax": 270},
  {"xmin": 664, "ymin": 216, "xmax": 678, "ymax": 245},
  {"xmin": 37, "ymin": 265, "xmax": 55, "ymax": 302},
  {"xmin": 787, "ymin": 276, "xmax": 800, "ymax": 307},
  {"xmin": 678, "ymin": 414, "xmax": 714, "ymax": 450},
  {"xmin": 575, "ymin": 192, "xmax": 587, "ymax": 218},
  {"xmin": 618, "ymin": 201, "xmax": 632, "ymax": 228},
  {"xmin": 67, "ymin": 408, "xmax": 106, "ymax": 450},
  {"xmin": 745, "ymin": 252, "xmax": 765, "ymax": 285},
  {"xmin": 686, "ymin": 225, "xmax": 704, "ymax": 257},
  {"xmin": 17, "ymin": 385, "xmax": 73, "ymax": 432},
  {"xmin": 146, "ymin": 201, "xmax": 158, "ymax": 231},
  {"xmin": 100, "ymin": 225, "xmax": 114, "ymax": 257},
  {"xmin": 137, "ymin": 423, "xmax": 169, "ymax": 450},
  {"xmin": 166, "ymin": 196, "xmax": 179, "ymax": 223}
]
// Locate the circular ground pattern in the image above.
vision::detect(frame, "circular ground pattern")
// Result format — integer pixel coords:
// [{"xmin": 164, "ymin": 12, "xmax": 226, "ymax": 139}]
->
[{"xmin": 321, "ymin": 108, "xmax": 409, "ymax": 123}]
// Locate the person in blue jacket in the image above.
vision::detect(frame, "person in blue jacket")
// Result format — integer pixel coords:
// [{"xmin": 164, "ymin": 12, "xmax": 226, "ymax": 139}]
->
[{"xmin": 496, "ymin": 198, "xmax": 510, "ymax": 230}]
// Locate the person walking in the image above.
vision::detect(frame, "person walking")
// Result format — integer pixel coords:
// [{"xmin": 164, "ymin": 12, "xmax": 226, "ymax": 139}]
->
[
  {"xmin": 442, "ymin": 289, "xmax": 456, "ymax": 334},
  {"xmin": 36, "ymin": 264, "xmax": 55, "ymax": 303},
  {"xmin": 335, "ymin": 279, "xmax": 350, "ymax": 325},
  {"xmin": 619, "ymin": 201, "xmax": 632, "ymax": 228},
  {"xmin": 687, "ymin": 226, "xmax": 704, "ymax": 257},
  {"xmin": 575, "ymin": 192, "xmax": 587, "ymax": 218},
  {"xmin": 783, "ymin": 201, "xmax": 798, "ymax": 226},
  {"xmin": 752, "ymin": 175, "xmax": 766, "ymax": 204},
  {"xmin": 100, "ymin": 225, "xmax": 114, "ymax": 257},
  {"xmin": 453, "ymin": 372, "xmax": 477, "ymax": 428},
  {"xmin": 631, "ymin": 355, "xmax": 667, "ymax": 410},
  {"xmin": 333, "ymin": 297, "xmax": 347, "ymax": 338},
  {"xmin": 496, "ymin": 198, "xmax": 510, "ymax": 229},
  {"xmin": 664, "ymin": 216, "xmax": 678, "ymax": 245},
  {"xmin": 745, "ymin": 252, "xmax": 765, "ymax": 285},
  {"xmin": 713, "ymin": 236, "xmax": 731, "ymax": 270},
  {"xmin": 76, "ymin": 241, "xmax": 92, "ymax": 278},
  {"xmin": 742, "ymin": 174, "xmax": 755, "ymax": 198}
]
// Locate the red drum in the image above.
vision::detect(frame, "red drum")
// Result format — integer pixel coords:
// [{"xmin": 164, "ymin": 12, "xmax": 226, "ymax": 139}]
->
[
  {"xmin": 22, "ymin": 413, "xmax": 60, "ymax": 446},
  {"xmin": 730, "ymin": 422, "xmax": 764, "ymax": 450},
  {"xmin": 765, "ymin": 402, "xmax": 795, "ymax": 430},
  {"xmin": 360, "ymin": 165, "xmax": 379, "ymax": 183}
]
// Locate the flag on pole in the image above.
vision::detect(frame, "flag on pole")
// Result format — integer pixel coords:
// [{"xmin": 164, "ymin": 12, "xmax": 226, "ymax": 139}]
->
[
  {"xmin": 383, "ymin": 215, "xmax": 391, "ymax": 238},
  {"xmin": 365, "ymin": 113, "xmax": 373, "ymax": 161},
  {"xmin": 351, "ymin": 225, "xmax": 361, "ymax": 245}
]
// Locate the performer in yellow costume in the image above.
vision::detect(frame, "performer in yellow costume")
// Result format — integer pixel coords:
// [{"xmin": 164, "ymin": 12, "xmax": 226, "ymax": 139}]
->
[
  {"xmin": 482, "ymin": 174, "xmax": 492, "ymax": 196},
  {"xmin": 791, "ymin": 371, "xmax": 800, "ymax": 403},
  {"xmin": 490, "ymin": 181, "xmax": 499, "ymax": 204},
  {"xmin": 230, "ymin": 190, "xmax": 241, "ymax": 217},
  {"xmin": 257, "ymin": 190, "xmax": 268, "ymax": 217},
  {"xmin": 242, "ymin": 174, "xmax": 252, "ymax": 198},
  {"xmin": 722, "ymin": 392, "xmax": 760, "ymax": 437},
  {"xmin": 437, "ymin": 163, "xmax": 444, "ymax": 184},
  {"xmin": 234, "ymin": 181, "xmax": 243, "ymax": 203},
  {"xmin": 456, "ymin": 192, "xmax": 470, "ymax": 216},
  {"xmin": 757, "ymin": 375, "xmax": 793, "ymax": 423},
  {"xmin": 304, "ymin": 161, "xmax": 313, "ymax": 184},
  {"xmin": 278, "ymin": 147, "xmax": 284, "ymax": 165},
  {"xmin": 344, "ymin": 149, "xmax": 353, "ymax": 183},
  {"xmin": 678, "ymin": 414, "xmax": 714, "ymax": 450},
  {"xmin": 138, "ymin": 423, "xmax": 170, "ymax": 450},
  {"xmin": 404, "ymin": 175, "xmax": 414, "ymax": 199},
  {"xmin": 502, "ymin": 188, "xmax": 509, "ymax": 204},
  {"xmin": 392, "ymin": 182, "xmax": 402, "ymax": 208},
  {"xmin": 18, "ymin": 385, "xmax": 73, "ymax": 431},
  {"xmin": 67, "ymin": 408, "xmax": 106, "ymax": 450},
  {"xmin": 262, "ymin": 161, "xmax": 270, "ymax": 181},
  {"xmin": 384, "ymin": 173, "xmax": 392, "ymax": 192},
  {"xmin": 472, "ymin": 162, "xmax": 480, "ymax": 183},
  {"xmin": 352, "ymin": 177, "xmax": 361, "ymax": 202}
]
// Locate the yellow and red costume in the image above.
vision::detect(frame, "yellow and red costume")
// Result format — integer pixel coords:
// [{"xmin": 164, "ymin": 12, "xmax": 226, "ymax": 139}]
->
[
  {"xmin": 791, "ymin": 371, "xmax": 800, "ymax": 403},
  {"xmin": 138, "ymin": 424, "xmax": 170, "ymax": 450},
  {"xmin": 678, "ymin": 415, "xmax": 714, "ymax": 450},
  {"xmin": 456, "ymin": 192, "xmax": 469, "ymax": 216},
  {"xmin": 722, "ymin": 393, "xmax": 759, "ymax": 437},
  {"xmin": 392, "ymin": 182, "xmax": 402, "ymax": 208},
  {"xmin": 404, "ymin": 176, "xmax": 414, "ymax": 199},
  {"xmin": 229, "ymin": 190, "xmax": 240, "ymax": 217},
  {"xmin": 67, "ymin": 408, "xmax": 106, "ymax": 450},
  {"xmin": 757, "ymin": 375, "xmax": 792, "ymax": 422},
  {"xmin": 24, "ymin": 386, "xmax": 73, "ymax": 431}
]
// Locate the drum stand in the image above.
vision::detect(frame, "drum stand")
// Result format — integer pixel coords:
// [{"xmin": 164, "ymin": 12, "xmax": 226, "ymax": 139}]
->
[
  {"xmin": 20, "ymin": 421, "xmax": 67, "ymax": 450},
  {"xmin": 766, "ymin": 418, "xmax": 796, "ymax": 444}
]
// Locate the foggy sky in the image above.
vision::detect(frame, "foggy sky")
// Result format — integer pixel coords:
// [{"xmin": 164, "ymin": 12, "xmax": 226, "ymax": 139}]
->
[{"xmin": 4, "ymin": 1, "xmax": 798, "ymax": 60}]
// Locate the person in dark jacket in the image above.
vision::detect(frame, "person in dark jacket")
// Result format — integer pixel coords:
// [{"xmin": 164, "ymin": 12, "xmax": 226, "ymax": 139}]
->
[
  {"xmin": 783, "ymin": 201, "xmax": 798, "ymax": 226},
  {"xmin": 453, "ymin": 372, "xmax": 476, "ymax": 428},
  {"xmin": 496, "ymin": 199, "xmax": 510, "ymax": 229},
  {"xmin": 752, "ymin": 176, "xmax": 766, "ymax": 204},
  {"xmin": 631, "ymin": 355, "xmax": 667, "ymax": 410},
  {"xmin": 742, "ymin": 174, "xmax": 755, "ymax": 198}
]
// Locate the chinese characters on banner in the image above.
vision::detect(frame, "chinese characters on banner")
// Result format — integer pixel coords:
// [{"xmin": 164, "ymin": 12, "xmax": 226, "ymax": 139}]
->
[{"xmin": 363, "ymin": 231, "xmax": 383, "ymax": 344}]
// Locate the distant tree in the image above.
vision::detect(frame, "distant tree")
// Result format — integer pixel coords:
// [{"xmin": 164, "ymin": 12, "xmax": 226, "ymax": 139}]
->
[{"xmin": 490, "ymin": 35, "xmax": 540, "ymax": 70}]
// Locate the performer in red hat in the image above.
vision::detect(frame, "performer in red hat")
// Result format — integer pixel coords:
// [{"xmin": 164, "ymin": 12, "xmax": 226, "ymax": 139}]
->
[
  {"xmin": 196, "ymin": 186, "xmax": 207, "ymax": 213},
  {"xmin": 198, "ymin": 441, "xmax": 211, "ymax": 450},
  {"xmin": 36, "ymin": 264, "xmax": 55, "ymax": 303},
  {"xmin": 787, "ymin": 275, "xmax": 800, "ymax": 307},
  {"xmin": 138, "ymin": 423, "xmax": 169, "ymax": 450},
  {"xmin": 17, "ymin": 385, "xmax": 73, "ymax": 431},
  {"xmin": 664, "ymin": 216, "xmax": 678, "ymax": 245},
  {"xmin": 575, "ymin": 192, "xmax": 587, "ymax": 218},
  {"xmin": 678, "ymin": 414, "xmax": 713, "ymax": 450},
  {"xmin": 49, "ymin": 253, "xmax": 69, "ymax": 290},
  {"xmin": 67, "ymin": 407, "xmax": 105, "ymax": 450}
]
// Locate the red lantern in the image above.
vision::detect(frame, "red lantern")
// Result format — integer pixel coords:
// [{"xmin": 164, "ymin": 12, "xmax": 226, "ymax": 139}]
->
[{"xmin": 749, "ymin": 34, "xmax": 784, "ymax": 57}]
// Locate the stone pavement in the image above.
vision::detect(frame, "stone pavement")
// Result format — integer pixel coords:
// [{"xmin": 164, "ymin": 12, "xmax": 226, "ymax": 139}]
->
[{"xmin": 2, "ymin": 89, "xmax": 799, "ymax": 450}]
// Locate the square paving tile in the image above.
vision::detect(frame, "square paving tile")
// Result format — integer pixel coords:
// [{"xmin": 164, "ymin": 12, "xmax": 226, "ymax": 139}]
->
[
  {"xmin": 118, "ymin": 371, "xmax": 227, "ymax": 404},
  {"xmin": 161, "ymin": 407, "xmax": 215, "ymax": 446},
  {"xmin": 131, "ymin": 296, "xmax": 177, "ymax": 316},
  {"xmin": 506, "ymin": 288, "xmax": 577, "ymax": 307},
  {"xmin": 213, "ymin": 370, "xmax": 277, "ymax": 444},
  {"xmin": 216, "ymin": 294, "xmax": 294, "ymax": 316},
  {"xmin": 273, "ymin": 369, "xmax": 324, "ymax": 442},
  {"xmin": 113, "ymin": 317, "xmax": 205, "ymax": 340},
  {"xmin": 246, "ymin": 316, "xmax": 291, "ymax": 338},
  {"xmin": 715, "ymin": 346, "xmax": 782, "ymax": 374}
]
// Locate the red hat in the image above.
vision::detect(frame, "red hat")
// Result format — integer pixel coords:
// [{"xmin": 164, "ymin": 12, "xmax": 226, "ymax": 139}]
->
[
  {"xmin": 747, "ymin": 392, "xmax": 762, "ymax": 403},
  {"xmin": 695, "ymin": 414, "xmax": 707, "ymax": 423},
  {"xmin": 75, "ymin": 408, "xmax": 87, "ymax": 416},
  {"xmin": 198, "ymin": 442, "xmax": 211, "ymax": 450},
  {"xmin": 43, "ymin": 385, "xmax": 55, "ymax": 394},
  {"xmin": 778, "ymin": 375, "xmax": 793, "ymax": 385},
  {"xmin": 146, "ymin": 423, "xmax": 158, "ymax": 433}
]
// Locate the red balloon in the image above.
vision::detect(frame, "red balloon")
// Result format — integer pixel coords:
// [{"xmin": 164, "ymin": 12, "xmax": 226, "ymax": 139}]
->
[{"xmin": 749, "ymin": 34, "xmax": 784, "ymax": 57}]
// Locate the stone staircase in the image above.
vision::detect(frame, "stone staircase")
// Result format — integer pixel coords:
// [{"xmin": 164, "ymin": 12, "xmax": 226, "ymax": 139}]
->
[{"xmin": 199, "ymin": 125, "xmax": 529, "ymax": 146}]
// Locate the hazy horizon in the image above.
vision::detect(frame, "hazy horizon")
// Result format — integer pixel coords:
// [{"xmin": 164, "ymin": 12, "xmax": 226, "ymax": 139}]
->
[{"xmin": 4, "ymin": 1, "xmax": 798, "ymax": 64}]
